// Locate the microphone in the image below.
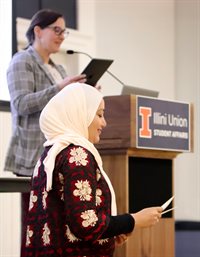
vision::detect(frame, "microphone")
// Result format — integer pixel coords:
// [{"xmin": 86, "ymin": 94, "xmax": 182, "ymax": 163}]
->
[
  {"xmin": 66, "ymin": 49, "xmax": 126, "ymax": 87},
  {"xmin": 66, "ymin": 50, "xmax": 93, "ymax": 59}
]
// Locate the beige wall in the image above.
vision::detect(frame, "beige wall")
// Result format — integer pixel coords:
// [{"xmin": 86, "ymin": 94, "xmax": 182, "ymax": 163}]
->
[
  {"xmin": 95, "ymin": 0, "xmax": 175, "ymax": 99},
  {"xmin": 174, "ymin": 0, "xmax": 200, "ymax": 221}
]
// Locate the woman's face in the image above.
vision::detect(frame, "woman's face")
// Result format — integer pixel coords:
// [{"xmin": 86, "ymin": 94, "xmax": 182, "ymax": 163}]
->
[
  {"xmin": 88, "ymin": 99, "xmax": 107, "ymax": 144},
  {"xmin": 36, "ymin": 17, "xmax": 67, "ymax": 54}
]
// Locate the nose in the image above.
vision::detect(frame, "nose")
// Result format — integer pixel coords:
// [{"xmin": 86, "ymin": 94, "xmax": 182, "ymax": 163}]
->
[
  {"xmin": 102, "ymin": 117, "xmax": 107, "ymax": 128},
  {"xmin": 60, "ymin": 33, "xmax": 65, "ymax": 40}
]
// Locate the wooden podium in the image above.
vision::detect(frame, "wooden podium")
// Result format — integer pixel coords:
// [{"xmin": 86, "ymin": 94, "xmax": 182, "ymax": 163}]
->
[{"xmin": 96, "ymin": 95, "xmax": 192, "ymax": 257}]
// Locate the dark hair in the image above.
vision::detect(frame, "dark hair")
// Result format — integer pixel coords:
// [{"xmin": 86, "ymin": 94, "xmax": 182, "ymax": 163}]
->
[{"xmin": 26, "ymin": 9, "xmax": 64, "ymax": 45}]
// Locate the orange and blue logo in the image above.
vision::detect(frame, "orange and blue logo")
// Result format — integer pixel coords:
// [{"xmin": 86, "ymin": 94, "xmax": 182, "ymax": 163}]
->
[{"xmin": 139, "ymin": 106, "xmax": 152, "ymax": 138}]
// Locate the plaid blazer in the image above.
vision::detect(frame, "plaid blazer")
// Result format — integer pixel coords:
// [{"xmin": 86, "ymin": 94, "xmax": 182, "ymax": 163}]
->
[{"xmin": 4, "ymin": 46, "xmax": 67, "ymax": 176}]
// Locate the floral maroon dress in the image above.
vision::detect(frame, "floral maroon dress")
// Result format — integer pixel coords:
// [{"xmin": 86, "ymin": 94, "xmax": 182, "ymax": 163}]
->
[{"xmin": 21, "ymin": 144, "xmax": 115, "ymax": 257}]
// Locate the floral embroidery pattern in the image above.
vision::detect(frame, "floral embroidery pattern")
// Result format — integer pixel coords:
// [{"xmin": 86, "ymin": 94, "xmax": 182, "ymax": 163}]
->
[
  {"xmin": 59, "ymin": 173, "xmax": 64, "ymax": 201},
  {"xmin": 25, "ymin": 225, "xmax": 33, "ymax": 246},
  {"xmin": 96, "ymin": 188, "xmax": 102, "ymax": 206},
  {"xmin": 29, "ymin": 190, "xmax": 38, "ymax": 210},
  {"xmin": 42, "ymin": 223, "xmax": 51, "ymax": 246},
  {"xmin": 96, "ymin": 168, "xmax": 101, "ymax": 181},
  {"xmin": 73, "ymin": 180, "xmax": 92, "ymax": 201},
  {"xmin": 81, "ymin": 210, "xmax": 98, "ymax": 227},
  {"xmin": 69, "ymin": 147, "xmax": 88, "ymax": 166},
  {"xmin": 98, "ymin": 238, "xmax": 109, "ymax": 245},
  {"xmin": 65, "ymin": 225, "xmax": 81, "ymax": 243},
  {"xmin": 42, "ymin": 189, "xmax": 48, "ymax": 209}
]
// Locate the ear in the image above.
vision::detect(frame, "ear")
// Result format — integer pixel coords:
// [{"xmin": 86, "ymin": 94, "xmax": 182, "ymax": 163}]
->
[{"xmin": 34, "ymin": 25, "xmax": 42, "ymax": 38}]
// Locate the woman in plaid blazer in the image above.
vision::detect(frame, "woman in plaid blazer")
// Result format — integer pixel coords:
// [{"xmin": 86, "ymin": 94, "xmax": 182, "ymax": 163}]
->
[{"xmin": 4, "ymin": 9, "xmax": 86, "ymax": 177}]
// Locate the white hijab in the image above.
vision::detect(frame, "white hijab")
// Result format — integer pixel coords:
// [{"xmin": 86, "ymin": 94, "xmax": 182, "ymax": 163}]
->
[{"xmin": 39, "ymin": 83, "xmax": 117, "ymax": 215}]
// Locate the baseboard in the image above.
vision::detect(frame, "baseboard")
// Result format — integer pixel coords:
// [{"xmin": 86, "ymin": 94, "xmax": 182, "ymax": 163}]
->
[
  {"xmin": 175, "ymin": 221, "xmax": 200, "ymax": 231},
  {"xmin": 0, "ymin": 101, "xmax": 10, "ymax": 112}
]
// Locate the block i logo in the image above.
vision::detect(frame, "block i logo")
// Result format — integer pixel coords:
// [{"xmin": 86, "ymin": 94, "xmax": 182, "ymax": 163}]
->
[{"xmin": 139, "ymin": 106, "xmax": 152, "ymax": 138}]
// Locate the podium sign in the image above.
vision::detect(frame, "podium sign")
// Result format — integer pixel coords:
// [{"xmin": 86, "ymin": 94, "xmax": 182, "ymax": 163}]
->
[{"xmin": 136, "ymin": 96, "xmax": 191, "ymax": 152}]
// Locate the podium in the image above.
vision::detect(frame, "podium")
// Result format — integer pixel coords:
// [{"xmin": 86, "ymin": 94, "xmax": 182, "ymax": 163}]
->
[{"xmin": 96, "ymin": 95, "xmax": 192, "ymax": 257}]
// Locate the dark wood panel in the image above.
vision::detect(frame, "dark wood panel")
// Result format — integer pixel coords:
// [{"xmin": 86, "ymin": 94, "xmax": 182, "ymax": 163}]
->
[
  {"xmin": 13, "ymin": 0, "xmax": 40, "ymax": 20},
  {"xmin": 97, "ymin": 95, "xmax": 132, "ymax": 150},
  {"xmin": 42, "ymin": 0, "xmax": 77, "ymax": 29},
  {"xmin": 129, "ymin": 157, "xmax": 173, "ymax": 217},
  {"xmin": 0, "ymin": 101, "xmax": 10, "ymax": 112},
  {"xmin": 13, "ymin": 0, "xmax": 77, "ymax": 29},
  {"xmin": 0, "ymin": 177, "xmax": 31, "ymax": 192}
]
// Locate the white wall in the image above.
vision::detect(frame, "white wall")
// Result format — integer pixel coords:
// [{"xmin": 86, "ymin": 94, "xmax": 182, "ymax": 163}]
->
[
  {"xmin": 94, "ymin": 0, "xmax": 175, "ymax": 99},
  {"xmin": 174, "ymin": 0, "xmax": 200, "ymax": 221}
]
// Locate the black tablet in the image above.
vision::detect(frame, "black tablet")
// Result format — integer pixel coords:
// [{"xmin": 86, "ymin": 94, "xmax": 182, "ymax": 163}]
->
[{"xmin": 81, "ymin": 58, "xmax": 113, "ymax": 86}]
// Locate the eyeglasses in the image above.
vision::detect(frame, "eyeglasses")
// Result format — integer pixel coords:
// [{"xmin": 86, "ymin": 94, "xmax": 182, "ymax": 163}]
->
[{"xmin": 47, "ymin": 26, "xmax": 69, "ymax": 38}]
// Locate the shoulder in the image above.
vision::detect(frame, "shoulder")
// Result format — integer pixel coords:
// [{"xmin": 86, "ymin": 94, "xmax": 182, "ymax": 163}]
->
[
  {"xmin": 57, "ymin": 145, "xmax": 96, "ymax": 167},
  {"xmin": 11, "ymin": 48, "xmax": 33, "ymax": 62},
  {"xmin": 67, "ymin": 144, "xmax": 95, "ymax": 161},
  {"xmin": 9, "ymin": 46, "xmax": 42, "ymax": 68},
  {"xmin": 7, "ymin": 50, "xmax": 34, "ymax": 72}
]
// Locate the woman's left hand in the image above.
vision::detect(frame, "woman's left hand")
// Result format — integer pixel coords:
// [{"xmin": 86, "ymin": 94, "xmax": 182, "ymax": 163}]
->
[
  {"xmin": 94, "ymin": 84, "xmax": 101, "ymax": 91},
  {"xmin": 115, "ymin": 234, "xmax": 128, "ymax": 246}
]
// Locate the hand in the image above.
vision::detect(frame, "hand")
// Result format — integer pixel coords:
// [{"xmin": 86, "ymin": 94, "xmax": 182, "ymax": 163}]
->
[
  {"xmin": 94, "ymin": 84, "xmax": 102, "ymax": 91},
  {"xmin": 131, "ymin": 206, "xmax": 163, "ymax": 229},
  {"xmin": 58, "ymin": 74, "xmax": 87, "ymax": 90},
  {"xmin": 115, "ymin": 234, "xmax": 128, "ymax": 247}
]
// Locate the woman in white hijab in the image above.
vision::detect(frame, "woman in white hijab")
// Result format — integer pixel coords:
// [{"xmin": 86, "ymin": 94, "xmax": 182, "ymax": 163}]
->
[{"xmin": 21, "ymin": 83, "xmax": 162, "ymax": 257}]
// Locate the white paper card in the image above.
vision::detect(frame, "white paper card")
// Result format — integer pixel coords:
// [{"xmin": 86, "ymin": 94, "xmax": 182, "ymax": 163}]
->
[{"xmin": 161, "ymin": 195, "xmax": 174, "ymax": 210}]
